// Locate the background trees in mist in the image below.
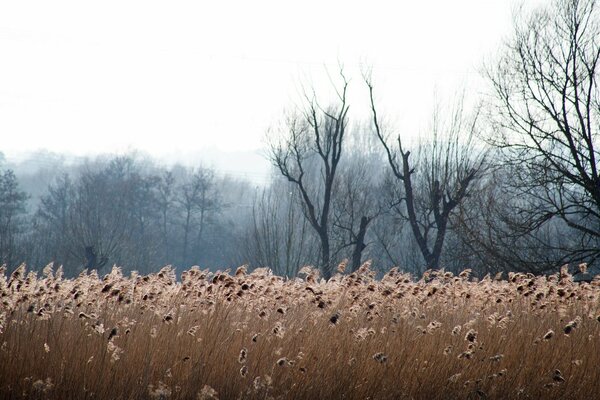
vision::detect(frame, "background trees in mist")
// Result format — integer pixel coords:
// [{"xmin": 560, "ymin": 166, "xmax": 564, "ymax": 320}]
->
[
  {"xmin": 5, "ymin": 155, "xmax": 244, "ymax": 275},
  {"xmin": 0, "ymin": 169, "xmax": 28, "ymax": 267},
  {"xmin": 238, "ymin": 182, "xmax": 317, "ymax": 277},
  {"xmin": 0, "ymin": 0, "xmax": 598, "ymax": 278}
]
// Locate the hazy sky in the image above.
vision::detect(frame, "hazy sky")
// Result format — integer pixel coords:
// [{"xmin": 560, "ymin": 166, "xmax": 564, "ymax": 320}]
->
[{"xmin": 0, "ymin": 0, "xmax": 538, "ymax": 170}]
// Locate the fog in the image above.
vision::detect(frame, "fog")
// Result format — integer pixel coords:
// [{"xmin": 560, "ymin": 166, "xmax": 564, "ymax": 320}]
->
[{"xmin": 1, "ymin": 0, "xmax": 598, "ymax": 279}]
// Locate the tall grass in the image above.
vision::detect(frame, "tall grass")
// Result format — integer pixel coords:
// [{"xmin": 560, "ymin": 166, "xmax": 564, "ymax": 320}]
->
[{"xmin": 1, "ymin": 263, "xmax": 599, "ymax": 399}]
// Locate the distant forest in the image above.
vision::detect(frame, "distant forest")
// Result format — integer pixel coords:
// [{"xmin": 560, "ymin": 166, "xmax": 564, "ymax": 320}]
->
[{"xmin": 1, "ymin": 0, "xmax": 599, "ymax": 278}]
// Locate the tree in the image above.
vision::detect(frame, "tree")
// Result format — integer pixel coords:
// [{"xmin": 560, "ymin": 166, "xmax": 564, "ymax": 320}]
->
[
  {"xmin": 239, "ymin": 180, "xmax": 317, "ymax": 276},
  {"xmin": 0, "ymin": 169, "xmax": 28, "ymax": 267},
  {"xmin": 367, "ymin": 78, "xmax": 487, "ymax": 271},
  {"xmin": 67, "ymin": 159, "xmax": 134, "ymax": 271},
  {"xmin": 453, "ymin": 165, "xmax": 579, "ymax": 274},
  {"xmin": 268, "ymin": 70, "xmax": 349, "ymax": 279},
  {"xmin": 330, "ymin": 138, "xmax": 385, "ymax": 272},
  {"xmin": 331, "ymin": 173, "xmax": 375, "ymax": 272},
  {"xmin": 177, "ymin": 166, "xmax": 219, "ymax": 267},
  {"xmin": 156, "ymin": 169, "xmax": 176, "ymax": 264},
  {"xmin": 487, "ymin": 0, "xmax": 600, "ymax": 265},
  {"xmin": 35, "ymin": 156, "xmax": 164, "ymax": 274},
  {"xmin": 122, "ymin": 169, "xmax": 161, "ymax": 270},
  {"xmin": 34, "ymin": 174, "xmax": 76, "ymax": 268}
]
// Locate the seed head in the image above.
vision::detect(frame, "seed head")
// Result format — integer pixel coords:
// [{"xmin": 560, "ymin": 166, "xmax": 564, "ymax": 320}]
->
[
  {"xmin": 276, "ymin": 357, "xmax": 289, "ymax": 366},
  {"xmin": 108, "ymin": 327, "xmax": 118, "ymax": 341},
  {"xmin": 553, "ymin": 369, "xmax": 565, "ymax": 383},
  {"xmin": 329, "ymin": 312, "xmax": 340, "ymax": 325},
  {"xmin": 336, "ymin": 259, "xmax": 348, "ymax": 273},
  {"xmin": 235, "ymin": 265, "xmax": 247, "ymax": 276},
  {"xmin": 239, "ymin": 348, "xmax": 247, "ymax": 363},
  {"xmin": 465, "ymin": 329, "xmax": 478, "ymax": 343},
  {"xmin": 543, "ymin": 330, "xmax": 554, "ymax": 340},
  {"xmin": 198, "ymin": 384, "xmax": 219, "ymax": 399}
]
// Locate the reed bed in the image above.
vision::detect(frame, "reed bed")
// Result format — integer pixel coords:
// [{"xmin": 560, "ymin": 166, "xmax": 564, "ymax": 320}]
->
[{"xmin": 1, "ymin": 263, "xmax": 599, "ymax": 399}]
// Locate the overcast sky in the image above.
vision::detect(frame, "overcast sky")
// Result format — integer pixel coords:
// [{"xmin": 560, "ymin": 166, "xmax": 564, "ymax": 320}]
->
[{"xmin": 0, "ymin": 0, "xmax": 540, "ymax": 176}]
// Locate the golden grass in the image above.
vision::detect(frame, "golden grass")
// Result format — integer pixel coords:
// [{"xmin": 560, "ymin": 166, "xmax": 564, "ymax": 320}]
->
[{"xmin": 1, "ymin": 263, "xmax": 600, "ymax": 399}]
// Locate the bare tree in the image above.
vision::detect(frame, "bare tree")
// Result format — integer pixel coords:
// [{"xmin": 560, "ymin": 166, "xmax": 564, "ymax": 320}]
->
[
  {"xmin": 367, "ymin": 78, "xmax": 487, "ymax": 271},
  {"xmin": 239, "ymin": 180, "xmax": 317, "ymax": 276},
  {"xmin": 156, "ymin": 170, "xmax": 176, "ymax": 264},
  {"xmin": 268, "ymin": 70, "xmax": 349, "ymax": 279},
  {"xmin": 34, "ymin": 174, "xmax": 77, "ymax": 270},
  {"xmin": 68, "ymin": 162, "xmax": 130, "ymax": 271},
  {"xmin": 331, "ymin": 142, "xmax": 385, "ymax": 272},
  {"xmin": 454, "ymin": 165, "xmax": 580, "ymax": 274},
  {"xmin": 487, "ymin": 0, "xmax": 600, "ymax": 264},
  {"xmin": 177, "ymin": 166, "xmax": 219, "ymax": 266},
  {"xmin": 124, "ymin": 170, "xmax": 161, "ymax": 270},
  {"xmin": 0, "ymin": 169, "xmax": 28, "ymax": 268},
  {"xmin": 35, "ymin": 156, "xmax": 163, "ymax": 274}
]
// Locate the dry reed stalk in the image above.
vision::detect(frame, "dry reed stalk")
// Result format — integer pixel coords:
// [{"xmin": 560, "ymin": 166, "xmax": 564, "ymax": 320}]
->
[{"xmin": 0, "ymin": 264, "xmax": 599, "ymax": 399}]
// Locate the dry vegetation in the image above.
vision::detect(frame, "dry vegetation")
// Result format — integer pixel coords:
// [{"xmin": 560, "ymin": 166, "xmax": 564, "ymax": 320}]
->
[{"xmin": 1, "ymin": 262, "xmax": 600, "ymax": 400}]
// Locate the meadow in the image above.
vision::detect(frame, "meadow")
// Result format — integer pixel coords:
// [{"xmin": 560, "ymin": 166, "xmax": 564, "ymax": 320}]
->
[{"xmin": 1, "ymin": 262, "xmax": 599, "ymax": 399}]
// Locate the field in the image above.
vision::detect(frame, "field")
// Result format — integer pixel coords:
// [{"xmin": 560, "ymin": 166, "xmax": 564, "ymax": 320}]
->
[{"xmin": 1, "ymin": 263, "xmax": 600, "ymax": 399}]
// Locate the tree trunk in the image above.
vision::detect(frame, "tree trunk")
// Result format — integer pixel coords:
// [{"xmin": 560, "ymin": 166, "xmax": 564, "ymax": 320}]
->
[
  {"xmin": 320, "ymin": 232, "xmax": 331, "ymax": 280},
  {"xmin": 182, "ymin": 209, "xmax": 191, "ymax": 266},
  {"xmin": 351, "ymin": 216, "xmax": 369, "ymax": 272}
]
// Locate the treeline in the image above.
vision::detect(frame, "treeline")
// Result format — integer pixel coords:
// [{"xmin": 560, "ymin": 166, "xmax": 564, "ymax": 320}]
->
[
  {"xmin": 0, "ymin": 156, "xmax": 248, "ymax": 276},
  {"xmin": 1, "ymin": 0, "xmax": 599, "ymax": 278}
]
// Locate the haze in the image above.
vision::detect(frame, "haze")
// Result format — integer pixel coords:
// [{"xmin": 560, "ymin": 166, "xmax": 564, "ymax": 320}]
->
[{"xmin": 0, "ymin": 0, "xmax": 532, "ymax": 178}]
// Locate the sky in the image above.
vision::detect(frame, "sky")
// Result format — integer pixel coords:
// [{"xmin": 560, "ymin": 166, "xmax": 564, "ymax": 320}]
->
[{"xmin": 0, "ymin": 0, "xmax": 540, "ymax": 180}]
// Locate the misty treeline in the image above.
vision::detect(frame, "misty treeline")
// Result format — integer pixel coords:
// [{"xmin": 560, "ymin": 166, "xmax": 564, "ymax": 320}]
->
[{"xmin": 1, "ymin": 0, "xmax": 599, "ymax": 278}]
